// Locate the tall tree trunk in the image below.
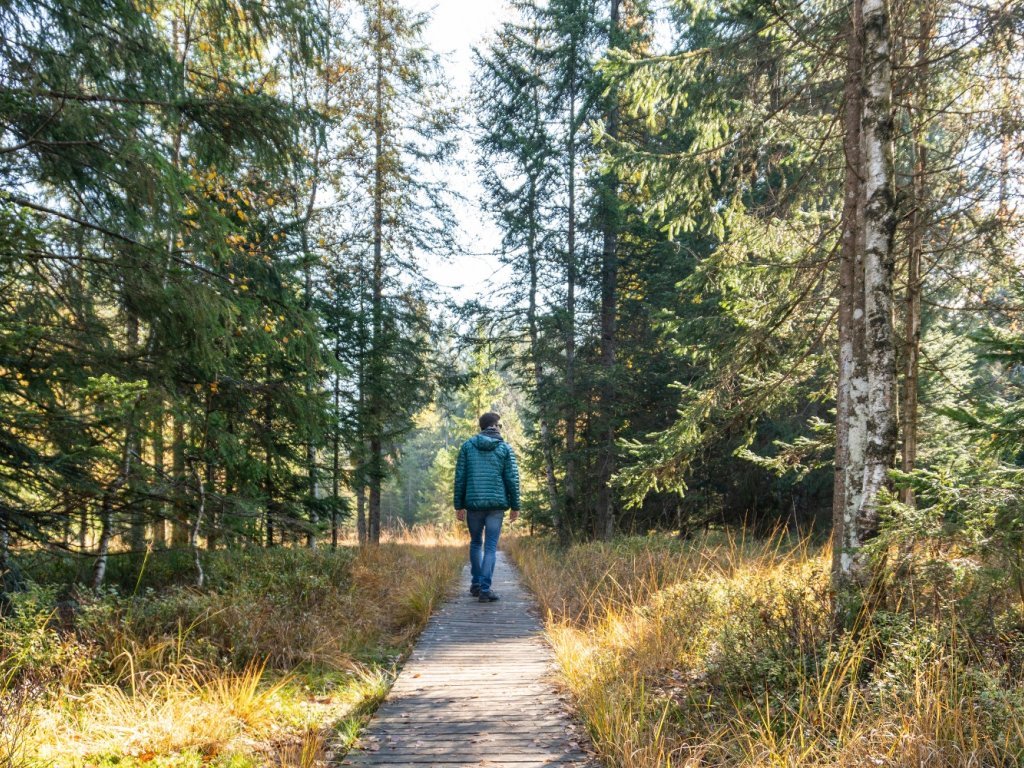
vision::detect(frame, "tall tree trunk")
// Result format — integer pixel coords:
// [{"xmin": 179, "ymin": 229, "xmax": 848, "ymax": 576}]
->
[
  {"xmin": 203, "ymin": 458, "xmax": 217, "ymax": 550},
  {"xmin": 596, "ymin": 0, "xmax": 621, "ymax": 542},
  {"xmin": 357, "ymin": 483, "xmax": 367, "ymax": 545},
  {"xmin": 833, "ymin": 0, "xmax": 865, "ymax": 587},
  {"xmin": 300, "ymin": 133, "xmax": 323, "ymax": 549},
  {"xmin": 93, "ymin": 420, "xmax": 134, "ymax": 589},
  {"xmin": 366, "ymin": 0, "xmax": 386, "ymax": 546},
  {"xmin": 1, "ymin": 511, "xmax": 11, "ymax": 593},
  {"xmin": 124, "ymin": 287, "xmax": 145, "ymax": 554},
  {"xmin": 854, "ymin": 0, "xmax": 898, "ymax": 587},
  {"xmin": 189, "ymin": 461, "xmax": 205, "ymax": 588},
  {"xmin": 172, "ymin": 416, "xmax": 189, "ymax": 546},
  {"xmin": 562, "ymin": 84, "xmax": 579, "ymax": 546},
  {"xmin": 368, "ymin": 440, "xmax": 382, "ymax": 543},
  {"xmin": 152, "ymin": 411, "xmax": 167, "ymax": 547},
  {"xmin": 525, "ymin": 171, "xmax": 560, "ymax": 524},
  {"xmin": 900, "ymin": 9, "xmax": 931, "ymax": 507},
  {"xmin": 165, "ymin": 16, "xmax": 190, "ymax": 551},
  {"xmin": 304, "ymin": 247, "xmax": 320, "ymax": 550},
  {"xmin": 332, "ymin": 365, "xmax": 341, "ymax": 550}
]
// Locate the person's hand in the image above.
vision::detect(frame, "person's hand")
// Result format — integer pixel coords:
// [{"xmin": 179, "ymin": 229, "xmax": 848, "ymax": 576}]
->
[
  {"xmin": 509, "ymin": 509, "xmax": 519, "ymax": 523},
  {"xmin": 456, "ymin": 509, "xmax": 466, "ymax": 523}
]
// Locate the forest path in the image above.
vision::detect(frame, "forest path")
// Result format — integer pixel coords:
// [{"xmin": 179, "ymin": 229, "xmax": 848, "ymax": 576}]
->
[{"xmin": 340, "ymin": 550, "xmax": 594, "ymax": 767}]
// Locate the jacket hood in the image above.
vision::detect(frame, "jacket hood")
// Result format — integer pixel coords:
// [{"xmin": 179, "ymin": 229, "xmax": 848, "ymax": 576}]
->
[{"xmin": 470, "ymin": 429, "xmax": 503, "ymax": 451}]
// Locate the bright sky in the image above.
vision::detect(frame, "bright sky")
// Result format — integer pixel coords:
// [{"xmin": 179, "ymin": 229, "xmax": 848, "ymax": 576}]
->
[{"xmin": 407, "ymin": 0, "xmax": 513, "ymax": 303}]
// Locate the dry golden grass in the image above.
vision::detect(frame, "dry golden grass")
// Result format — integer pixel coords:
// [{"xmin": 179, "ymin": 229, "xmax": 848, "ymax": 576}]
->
[
  {"xmin": 506, "ymin": 532, "xmax": 1024, "ymax": 768},
  {"xmin": 4, "ymin": 532, "xmax": 464, "ymax": 768}
]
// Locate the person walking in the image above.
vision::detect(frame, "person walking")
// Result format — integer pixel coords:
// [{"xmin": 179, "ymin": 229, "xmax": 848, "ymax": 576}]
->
[{"xmin": 453, "ymin": 412, "xmax": 520, "ymax": 602}]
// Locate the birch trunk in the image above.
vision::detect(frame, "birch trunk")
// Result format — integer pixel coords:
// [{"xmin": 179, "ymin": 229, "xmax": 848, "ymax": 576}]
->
[
  {"xmin": 854, "ymin": 0, "xmax": 898, "ymax": 585},
  {"xmin": 189, "ymin": 462, "xmax": 205, "ymax": 588},
  {"xmin": 833, "ymin": 0, "xmax": 865, "ymax": 586},
  {"xmin": 92, "ymin": 423, "xmax": 134, "ymax": 588}
]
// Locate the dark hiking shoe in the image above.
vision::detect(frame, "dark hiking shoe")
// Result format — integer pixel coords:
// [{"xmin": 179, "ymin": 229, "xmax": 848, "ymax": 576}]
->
[
  {"xmin": 478, "ymin": 591, "xmax": 499, "ymax": 602},
  {"xmin": 470, "ymin": 585, "xmax": 481, "ymax": 597}
]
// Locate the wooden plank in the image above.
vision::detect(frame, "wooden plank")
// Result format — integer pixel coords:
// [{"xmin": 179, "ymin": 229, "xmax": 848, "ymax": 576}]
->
[{"xmin": 341, "ymin": 551, "xmax": 595, "ymax": 768}]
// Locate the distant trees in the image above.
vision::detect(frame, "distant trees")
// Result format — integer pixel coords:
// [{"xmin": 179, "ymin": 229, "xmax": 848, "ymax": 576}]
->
[
  {"xmin": 351, "ymin": 0, "xmax": 458, "ymax": 545},
  {"xmin": 474, "ymin": 0, "xmax": 653, "ymax": 542}
]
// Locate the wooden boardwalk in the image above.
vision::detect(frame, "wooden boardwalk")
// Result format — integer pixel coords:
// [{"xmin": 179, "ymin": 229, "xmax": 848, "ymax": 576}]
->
[{"xmin": 341, "ymin": 551, "xmax": 594, "ymax": 768}]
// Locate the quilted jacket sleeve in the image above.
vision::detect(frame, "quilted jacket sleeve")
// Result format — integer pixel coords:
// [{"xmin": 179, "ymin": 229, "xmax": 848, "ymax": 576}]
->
[
  {"xmin": 503, "ymin": 445, "xmax": 521, "ymax": 511},
  {"xmin": 453, "ymin": 443, "xmax": 468, "ymax": 510}
]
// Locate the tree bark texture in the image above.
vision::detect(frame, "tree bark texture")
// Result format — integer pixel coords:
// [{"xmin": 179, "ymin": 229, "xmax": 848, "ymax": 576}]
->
[
  {"xmin": 596, "ymin": 0, "xmax": 621, "ymax": 542},
  {"xmin": 900, "ymin": 9, "xmax": 931, "ymax": 507},
  {"xmin": 836, "ymin": 0, "xmax": 899, "ymax": 592},
  {"xmin": 562, "ymin": 81, "xmax": 579, "ymax": 546},
  {"xmin": 834, "ymin": 0, "xmax": 866, "ymax": 586},
  {"xmin": 366, "ymin": 0, "xmax": 385, "ymax": 545}
]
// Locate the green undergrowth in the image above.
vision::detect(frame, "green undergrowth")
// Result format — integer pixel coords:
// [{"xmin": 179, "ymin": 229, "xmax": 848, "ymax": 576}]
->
[
  {"xmin": 1, "ymin": 537, "xmax": 463, "ymax": 768},
  {"xmin": 508, "ymin": 532, "xmax": 1024, "ymax": 767}
]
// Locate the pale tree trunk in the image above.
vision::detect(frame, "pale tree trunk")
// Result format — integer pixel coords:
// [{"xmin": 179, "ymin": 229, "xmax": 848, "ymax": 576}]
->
[
  {"xmin": 900, "ymin": 9, "xmax": 931, "ymax": 507},
  {"xmin": 596, "ymin": 0, "xmax": 621, "ymax": 543},
  {"xmin": 851, "ymin": 0, "xmax": 898, "ymax": 588},
  {"xmin": 92, "ymin": 420, "xmax": 134, "ymax": 589},
  {"xmin": 188, "ymin": 461, "xmax": 205, "ymax": 588},
  {"xmin": 833, "ymin": 0, "xmax": 865, "ymax": 586}
]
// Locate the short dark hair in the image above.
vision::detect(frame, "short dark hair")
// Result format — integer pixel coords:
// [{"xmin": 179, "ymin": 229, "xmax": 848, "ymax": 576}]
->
[{"xmin": 479, "ymin": 412, "xmax": 501, "ymax": 430}]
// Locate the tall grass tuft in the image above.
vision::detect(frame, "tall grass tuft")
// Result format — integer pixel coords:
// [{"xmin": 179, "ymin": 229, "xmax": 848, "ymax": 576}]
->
[
  {"xmin": 507, "ymin": 531, "xmax": 1024, "ymax": 767},
  {"xmin": 4, "ymin": 530, "xmax": 464, "ymax": 767}
]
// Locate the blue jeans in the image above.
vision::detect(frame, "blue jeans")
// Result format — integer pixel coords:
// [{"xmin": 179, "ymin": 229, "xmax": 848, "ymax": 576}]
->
[{"xmin": 467, "ymin": 510, "xmax": 504, "ymax": 593}]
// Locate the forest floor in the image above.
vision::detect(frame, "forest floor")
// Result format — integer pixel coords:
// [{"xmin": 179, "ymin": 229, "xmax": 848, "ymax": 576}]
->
[
  {"xmin": 507, "ymin": 532, "xmax": 1024, "ymax": 767},
  {"xmin": 1, "ymin": 529, "xmax": 463, "ymax": 768}
]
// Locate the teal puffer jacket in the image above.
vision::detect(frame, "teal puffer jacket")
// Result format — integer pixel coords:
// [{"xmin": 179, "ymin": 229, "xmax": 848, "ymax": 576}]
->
[{"xmin": 453, "ymin": 432, "xmax": 521, "ymax": 512}]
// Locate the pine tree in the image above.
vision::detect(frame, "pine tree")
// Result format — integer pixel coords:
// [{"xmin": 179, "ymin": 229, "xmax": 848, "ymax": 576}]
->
[
  {"xmin": 474, "ymin": 0, "xmax": 562, "ymax": 528},
  {"xmin": 348, "ymin": 0, "xmax": 458, "ymax": 544}
]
